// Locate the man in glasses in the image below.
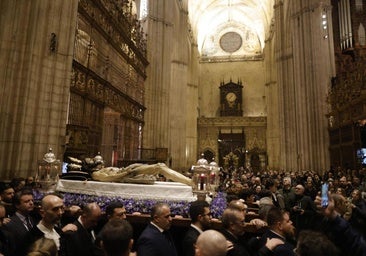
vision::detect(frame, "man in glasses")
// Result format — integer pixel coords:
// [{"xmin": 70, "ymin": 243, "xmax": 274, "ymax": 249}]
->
[
  {"xmin": 182, "ymin": 200, "xmax": 212, "ymax": 256},
  {"xmin": 228, "ymin": 199, "xmax": 267, "ymax": 228},
  {"xmin": 220, "ymin": 208, "xmax": 252, "ymax": 256}
]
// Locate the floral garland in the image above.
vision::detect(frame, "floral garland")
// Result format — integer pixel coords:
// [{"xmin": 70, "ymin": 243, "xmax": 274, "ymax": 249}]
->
[{"xmin": 33, "ymin": 189, "xmax": 227, "ymax": 219}]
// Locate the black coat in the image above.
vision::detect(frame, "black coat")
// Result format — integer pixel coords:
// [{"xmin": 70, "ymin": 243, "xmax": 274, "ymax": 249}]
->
[
  {"xmin": 182, "ymin": 226, "xmax": 201, "ymax": 256},
  {"xmin": 258, "ymin": 229, "xmax": 295, "ymax": 256},
  {"xmin": 4, "ymin": 213, "xmax": 35, "ymax": 256},
  {"xmin": 290, "ymin": 195, "xmax": 317, "ymax": 231},
  {"xmin": 136, "ymin": 223, "xmax": 178, "ymax": 256},
  {"xmin": 220, "ymin": 229, "xmax": 252, "ymax": 256},
  {"xmin": 0, "ymin": 228, "xmax": 12, "ymax": 256},
  {"xmin": 63, "ymin": 220, "xmax": 101, "ymax": 256}
]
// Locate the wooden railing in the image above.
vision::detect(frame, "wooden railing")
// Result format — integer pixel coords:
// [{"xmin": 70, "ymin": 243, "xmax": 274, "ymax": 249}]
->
[
  {"xmin": 127, "ymin": 213, "xmax": 267, "ymax": 254},
  {"xmin": 126, "ymin": 213, "xmax": 266, "ymax": 233}
]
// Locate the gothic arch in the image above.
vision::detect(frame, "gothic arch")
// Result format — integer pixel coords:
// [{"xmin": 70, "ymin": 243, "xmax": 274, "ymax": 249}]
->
[{"xmin": 202, "ymin": 148, "xmax": 215, "ymax": 163}]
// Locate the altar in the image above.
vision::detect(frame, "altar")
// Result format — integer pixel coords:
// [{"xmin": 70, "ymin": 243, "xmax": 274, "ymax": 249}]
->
[
  {"xmin": 55, "ymin": 179, "xmax": 196, "ymax": 201},
  {"xmin": 48, "ymin": 161, "xmax": 226, "ymax": 217}
]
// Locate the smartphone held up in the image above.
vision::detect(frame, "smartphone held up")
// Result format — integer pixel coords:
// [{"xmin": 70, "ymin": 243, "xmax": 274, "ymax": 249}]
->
[{"xmin": 321, "ymin": 182, "xmax": 329, "ymax": 208}]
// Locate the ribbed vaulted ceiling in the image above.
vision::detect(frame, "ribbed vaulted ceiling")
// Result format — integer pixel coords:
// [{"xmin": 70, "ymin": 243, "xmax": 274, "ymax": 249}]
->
[{"xmin": 188, "ymin": 0, "xmax": 274, "ymax": 56}]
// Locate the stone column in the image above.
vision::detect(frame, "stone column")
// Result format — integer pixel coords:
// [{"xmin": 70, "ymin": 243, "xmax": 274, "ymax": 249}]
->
[
  {"xmin": 142, "ymin": 0, "xmax": 174, "ymax": 151},
  {"xmin": 142, "ymin": 0, "xmax": 196, "ymax": 171},
  {"xmin": 0, "ymin": 0, "xmax": 78, "ymax": 179},
  {"xmin": 270, "ymin": 0, "xmax": 334, "ymax": 172}
]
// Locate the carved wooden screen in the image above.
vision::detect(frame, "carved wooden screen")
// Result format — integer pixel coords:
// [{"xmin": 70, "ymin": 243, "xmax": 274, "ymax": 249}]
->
[
  {"xmin": 218, "ymin": 131, "xmax": 246, "ymax": 168},
  {"xmin": 65, "ymin": 92, "xmax": 103, "ymax": 159},
  {"xmin": 101, "ymin": 109, "xmax": 120, "ymax": 166},
  {"xmin": 122, "ymin": 117, "xmax": 141, "ymax": 161},
  {"xmin": 102, "ymin": 108, "xmax": 142, "ymax": 166}
]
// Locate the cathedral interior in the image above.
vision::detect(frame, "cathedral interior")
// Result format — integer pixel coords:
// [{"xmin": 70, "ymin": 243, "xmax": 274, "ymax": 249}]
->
[{"xmin": 1, "ymin": 0, "xmax": 366, "ymax": 179}]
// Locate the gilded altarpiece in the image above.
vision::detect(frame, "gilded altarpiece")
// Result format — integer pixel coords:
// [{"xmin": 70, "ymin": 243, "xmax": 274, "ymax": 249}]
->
[
  {"xmin": 65, "ymin": 0, "xmax": 148, "ymax": 164},
  {"xmin": 326, "ymin": 0, "xmax": 366, "ymax": 169},
  {"xmin": 327, "ymin": 54, "xmax": 366, "ymax": 168}
]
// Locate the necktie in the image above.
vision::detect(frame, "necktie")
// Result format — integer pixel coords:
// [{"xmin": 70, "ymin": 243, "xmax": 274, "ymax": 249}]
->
[
  {"xmin": 91, "ymin": 230, "xmax": 96, "ymax": 243},
  {"xmin": 272, "ymin": 193, "xmax": 278, "ymax": 202},
  {"xmin": 25, "ymin": 216, "xmax": 33, "ymax": 230},
  {"xmin": 88, "ymin": 230, "xmax": 96, "ymax": 243}
]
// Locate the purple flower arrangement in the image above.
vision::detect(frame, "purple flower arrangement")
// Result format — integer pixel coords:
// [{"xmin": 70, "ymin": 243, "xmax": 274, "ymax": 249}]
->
[
  {"xmin": 210, "ymin": 192, "xmax": 227, "ymax": 218},
  {"xmin": 32, "ymin": 190, "xmax": 227, "ymax": 218}
]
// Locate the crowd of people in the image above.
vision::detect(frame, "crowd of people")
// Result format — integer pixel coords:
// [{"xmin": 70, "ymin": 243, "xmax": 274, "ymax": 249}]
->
[
  {"xmin": 0, "ymin": 179, "xmax": 131, "ymax": 256},
  {"xmin": 0, "ymin": 166, "xmax": 364, "ymax": 256},
  {"xmin": 221, "ymin": 167, "xmax": 366, "ymax": 236},
  {"xmin": 215, "ymin": 166, "xmax": 366, "ymax": 255}
]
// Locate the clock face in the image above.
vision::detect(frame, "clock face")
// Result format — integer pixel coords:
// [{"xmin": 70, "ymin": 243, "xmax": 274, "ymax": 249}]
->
[
  {"xmin": 220, "ymin": 82, "xmax": 243, "ymax": 116},
  {"xmin": 226, "ymin": 92, "xmax": 237, "ymax": 103}
]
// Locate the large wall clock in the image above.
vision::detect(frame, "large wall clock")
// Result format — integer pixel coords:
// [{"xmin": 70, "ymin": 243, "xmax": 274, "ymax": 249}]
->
[{"xmin": 220, "ymin": 80, "xmax": 243, "ymax": 116}]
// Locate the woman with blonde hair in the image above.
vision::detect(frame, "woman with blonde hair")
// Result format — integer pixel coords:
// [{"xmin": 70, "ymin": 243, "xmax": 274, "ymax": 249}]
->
[
  {"xmin": 27, "ymin": 237, "xmax": 58, "ymax": 256},
  {"xmin": 332, "ymin": 193, "xmax": 352, "ymax": 220}
]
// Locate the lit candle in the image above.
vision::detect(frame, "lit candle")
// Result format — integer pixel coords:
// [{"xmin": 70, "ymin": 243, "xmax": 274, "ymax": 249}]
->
[
  {"xmin": 46, "ymin": 165, "xmax": 50, "ymax": 181},
  {"xmin": 210, "ymin": 172, "xmax": 216, "ymax": 184},
  {"xmin": 200, "ymin": 173, "xmax": 206, "ymax": 190}
]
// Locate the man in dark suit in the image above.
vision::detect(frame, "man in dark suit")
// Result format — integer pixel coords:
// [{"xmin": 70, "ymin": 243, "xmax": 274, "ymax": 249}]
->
[
  {"xmin": 136, "ymin": 203, "xmax": 177, "ymax": 256},
  {"xmin": 4, "ymin": 189, "xmax": 35, "ymax": 256},
  {"xmin": 257, "ymin": 206, "xmax": 296, "ymax": 256},
  {"xmin": 182, "ymin": 200, "xmax": 212, "ymax": 256},
  {"xmin": 0, "ymin": 204, "xmax": 12, "ymax": 255},
  {"xmin": 63, "ymin": 202, "xmax": 102, "ymax": 256},
  {"xmin": 219, "ymin": 208, "xmax": 252, "ymax": 256}
]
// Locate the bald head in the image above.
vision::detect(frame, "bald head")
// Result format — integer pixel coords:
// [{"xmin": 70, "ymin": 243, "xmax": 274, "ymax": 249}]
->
[
  {"xmin": 294, "ymin": 184, "xmax": 305, "ymax": 195},
  {"xmin": 40, "ymin": 194, "xmax": 64, "ymax": 228},
  {"xmin": 195, "ymin": 230, "xmax": 227, "ymax": 256},
  {"xmin": 41, "ymin": 194, "xmax": 63, "ymax": 211},
  {"xmin": 228, "ymin": 200, "xmax": 247, "ymax": 212},
  {"xmin": 81, "ymin": 202, "xmax": 102, "ymax": 230},
  {"xmin": 83, "ymin": 202, "xmax": 101, "ymax": 216}
]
